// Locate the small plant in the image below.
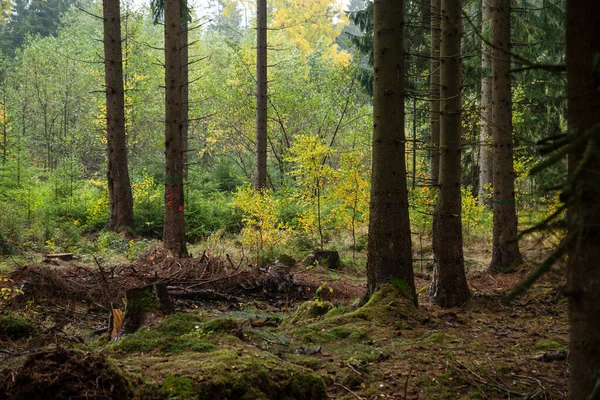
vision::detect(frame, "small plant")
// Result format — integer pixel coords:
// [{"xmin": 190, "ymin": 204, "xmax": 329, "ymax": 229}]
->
[
  {"xmin": 97, "ymin": 231, "xmax": 128, "ymax": 252},
  {"xmin": 0, "ymin": 276, "xmax": 23, "ymax": 304},
  {"xmin": 313, "ymin": 281, "xmax": 333, "ymax": 300},
  {"xmin": 232, "ymin": 184, "xmax": 291, "ymax": 265}
]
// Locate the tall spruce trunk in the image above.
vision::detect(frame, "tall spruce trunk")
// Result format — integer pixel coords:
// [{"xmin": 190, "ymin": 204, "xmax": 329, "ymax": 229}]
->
[
  {"xmin": 103, "ymin": 0, "xmax": 134, "ymax": 232},
  {"xmin": 477, "ymin": 0, "xmax": 493, "ymax": 208},
  {"xmin": 566, "ymin": 1, "xmax": 600, "ymax": 398},
  {"xmin": 366, "ymin": 0, "xmax": 416, "ymax": 304},
  {"xmin": 487, "ymin": 0, "xmax": 522, "ymax": 273},
  {"xmin": 429, "ymin": 0, "xmax": 441, "ymax": 185},
  {"xmin": 430, "ymin": 0, "xmax": 470, "ymax": 308},
  {"xmin": 255, "ymin": 0, "xmax": 268, "ymax": 190},
  {"xmin": 163, "ymin": 0, "xmax": 187, "ymax": 257},
  {"xmin": 181, "ymin": 0, "xmax": 189, "ymax": 180}
]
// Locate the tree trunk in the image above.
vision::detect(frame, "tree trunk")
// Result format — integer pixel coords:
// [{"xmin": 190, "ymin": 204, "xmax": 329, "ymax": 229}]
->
[
  {"xmin": 566, "ymin": 1, "xmax": 600, "ymax": 398},
  {"xmin": 103, "ymin": 0, "xmax": 134, "ymax": 232},
  {"xmin": 430, "ymin": 0, "xmax": 470, "ymax": 308},
  {"xmin": 163, "ymin": 0, "xmax": 188, "ymax": 257},
  {"xmin": 366, "ymin": 0, "xmax": 416, "ymax": 305},
  {"xmin": 429, "ymin": 0, "xmax": 441, "ymax": 185},
  {"xmin": 2, "ymin": 91, "xmax": 7, "ymax": 165},
  {"xmin": 255, "ymin": 0, "xmax": 268, "ymax": 190},
  {"xmin": 477, "ymin": 0, "xmax": 493, "ymax": 208},
  {"xmin": 487, "ymin": 0, "xmax": 522, "ymax": 273},
  {"xmin": 181, "ymin": 0, "xmax": 189, "ymax": 180}
]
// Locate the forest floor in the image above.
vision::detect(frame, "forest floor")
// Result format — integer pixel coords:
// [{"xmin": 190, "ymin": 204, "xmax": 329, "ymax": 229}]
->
[{"xmin": 0, "ymin": 240, "xmax": 569, "ymax": 399}]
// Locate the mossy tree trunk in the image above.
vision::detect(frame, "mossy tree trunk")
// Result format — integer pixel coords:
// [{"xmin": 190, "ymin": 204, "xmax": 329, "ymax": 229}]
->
[
  {"xmin": 103, "ymin": 0, "xmax": 134, "ymax": 232},
  {"xmin": 163, "ymin": 0, "xmax": 188, "ymax": 257},
  {"xmin": 487, "ymin": 0, "xmax": 522, "ymax": 273},
  {"xmin": 477, "ymin": 0, "xmax": 493, "ymax": 208},
  {"xmin": 366, "ymin": 0, "xmax": 416, "ymax": 305},
  {"xmin": 566, "ymin": 1, "xmax": 600, "ymax": 398},
  {"xmin": 430, "ymin": 0, "xmax": 470, "ymax": 308}
]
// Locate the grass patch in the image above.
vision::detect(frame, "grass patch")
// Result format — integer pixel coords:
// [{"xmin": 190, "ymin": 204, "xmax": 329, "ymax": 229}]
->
[{"xmin": 533, "ymin": 340, "xmax": 563, "ymax": 350}]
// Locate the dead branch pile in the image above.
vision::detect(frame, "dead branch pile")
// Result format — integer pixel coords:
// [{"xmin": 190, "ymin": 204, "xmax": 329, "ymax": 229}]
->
[{"xmin": 2, "ymin": 249, "xmax": 311, "ymax": 310}]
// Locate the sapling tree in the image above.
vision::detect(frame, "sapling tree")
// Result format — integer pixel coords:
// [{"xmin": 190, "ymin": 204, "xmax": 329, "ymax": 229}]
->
[{"xmin": 286, "ymin": 134, "xmax": 334, "ymax": 250}]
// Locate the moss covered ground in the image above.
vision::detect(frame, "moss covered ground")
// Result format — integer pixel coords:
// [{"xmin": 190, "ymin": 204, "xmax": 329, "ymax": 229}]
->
[{"xmin": 0, "ymin": 250, "xmax": 569, "ymax": 399}]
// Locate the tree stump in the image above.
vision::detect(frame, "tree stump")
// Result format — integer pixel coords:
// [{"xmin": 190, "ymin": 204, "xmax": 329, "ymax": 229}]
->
[
  {"xmin": 119, "ymin": 283, "xmax": 173, "ymax": 336},
  {"xmin": 303, "ymin": 251, "xmax": 340, "ymax": 270}
]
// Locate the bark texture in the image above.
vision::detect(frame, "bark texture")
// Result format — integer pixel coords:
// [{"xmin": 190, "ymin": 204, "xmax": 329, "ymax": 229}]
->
[
  {"xmin": 103, "ymin": 0, "xmax": 134, "ymax": 232},
  {"xmin": 163, "ymin": 0, "xmax": 187, "ymax": 257},
  {"xmin": 566, "ymin": 1, "xmax": 600, "ymax": 398},
  {"xmin": 181, "ymin": 0, "xmax": 189, "ymax": 180},
  {"xmin": 366, "ymin": 0, "xmax": 416, "ymax": 305},
  {"xmin": 255, "ymin": 0, "xmax": 268, "ymax": 190},
  {"xmin": 478, "ymin": 0, "xmax": 493, "ymax": 208},
  {"xmin": 430, "ymin": 0, "xmax": 470, "ymax": 308},
  {"xmin": 429, "ymin": 0, "xmax": 441, "ymax": 185},
  {"xmin": 487, "ymin": 0, "xmax": 522, "ymax": 273}
]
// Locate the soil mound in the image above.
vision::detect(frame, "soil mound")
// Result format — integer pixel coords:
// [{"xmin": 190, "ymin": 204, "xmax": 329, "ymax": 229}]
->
[{"xmin": 0, "ymin": 348, "xmax": 129, "ymax": 400}]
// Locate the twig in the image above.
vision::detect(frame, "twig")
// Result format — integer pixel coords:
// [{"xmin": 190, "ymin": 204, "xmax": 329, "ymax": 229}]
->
[
  {"xmin": 403, "ymin": 368, "xmax": 413, "ymax": 399},
  {"xmin": 185, "ymin": 272, "xmax": 243, "ymax": 289},
  {"xmin": 225, "ymin": 253, "xmax": 236, "ymax": 270},
  {"xmin": 333, "ymin": 383, "xmax": 364, "ymax": 400},
  {"xmin": 455, "ymin": 359, "xmax": 526, "ymax": 397},
  {"xmin": 346, "ymin": 362, "xmax": 363, "ymax": 376}
]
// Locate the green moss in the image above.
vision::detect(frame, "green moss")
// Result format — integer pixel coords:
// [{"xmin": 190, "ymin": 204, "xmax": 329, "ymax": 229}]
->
[
  {"xmin": 285, "ymin": 300, "xmax": 334, "ymax": 326},
  {"xmin": 157, "ymin": 312, "xmax": 205, "ymax": 335},
  {"xmin": 338, "ymin": 284, "xmax": 415, "ymax": 325},
  {"xmin": 389, "ymin": 278, "xmax": 414, "ymax": 301},
  {"xmin": 0, "ymin": 312, "xmax": 37, "ymax": 339},
  {"xmin": 159, "ymin": 376, "xmax": 195, "ymax": 399},
  {"xmin": 130, "ymin": 349, "xmax": 326, "ymax": 400},
  {"xmin": 324, "ymin": 306, "xmax": 349, "ymax": 318},
  {"xmin": 350, "ymin": 329, "xmax": 370, "ymax": 342},
  {"xmin": 110, "ymin": 313, "xmax": 213, "ymax": 354},
  {"xmin": 321, "ymin": 326, "xmax": 370, "ymax": 343},
  {"xmin": 533, "ymin": 340, "xmax": 563, "ymax": 350},
  {"xmin": 425, "ymin": 332, "xmax": 451, "ymax": 343},
  {"xmin": 324, "ymin": 326, "xmax": 351, "ymax": 340},
  {"xmin": 201, "ymin": 318, "xmax": 239, "ymax": 334},
  {"xmin": 111, "ymin": 327, "xmax": 214, "ymax": 354}
]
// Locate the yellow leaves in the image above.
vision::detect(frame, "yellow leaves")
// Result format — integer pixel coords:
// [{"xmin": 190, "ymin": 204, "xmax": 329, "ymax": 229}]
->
[
  {"xmin": 89, "ymin": 178, "xmax": 107, "ymax": 189},
  {"xmin": 0, "ymin": 276, "xmax": 23, "ymax": 304},
  {"xmin": 269, "ymin": 0, "xmax": 350, "ymax": 64},
  {"xmin": 132, "ymin": 170, "xmax": 161, "ymax": 204},
  {"xmin": 232, "ymin": 185, "xmax": 291, "ymax": 253}
]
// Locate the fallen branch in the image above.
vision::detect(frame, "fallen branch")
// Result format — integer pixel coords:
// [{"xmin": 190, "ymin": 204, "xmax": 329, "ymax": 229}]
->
[
  {"xmin": 532, "ymin": 350, "xmax": 568, "ymax": 363},
  {"xmin": 333, "ymin": 383, "xmax": 364, "ymax": 400},
  {"xmin": 168, "ymin": 289, "xmax": 243, "ymax": 303}
]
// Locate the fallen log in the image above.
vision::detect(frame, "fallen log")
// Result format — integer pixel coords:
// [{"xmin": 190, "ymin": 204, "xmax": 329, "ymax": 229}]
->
[{"xmin": 44, "ymin": 253, "xmax": 74, "ymax": 262}]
